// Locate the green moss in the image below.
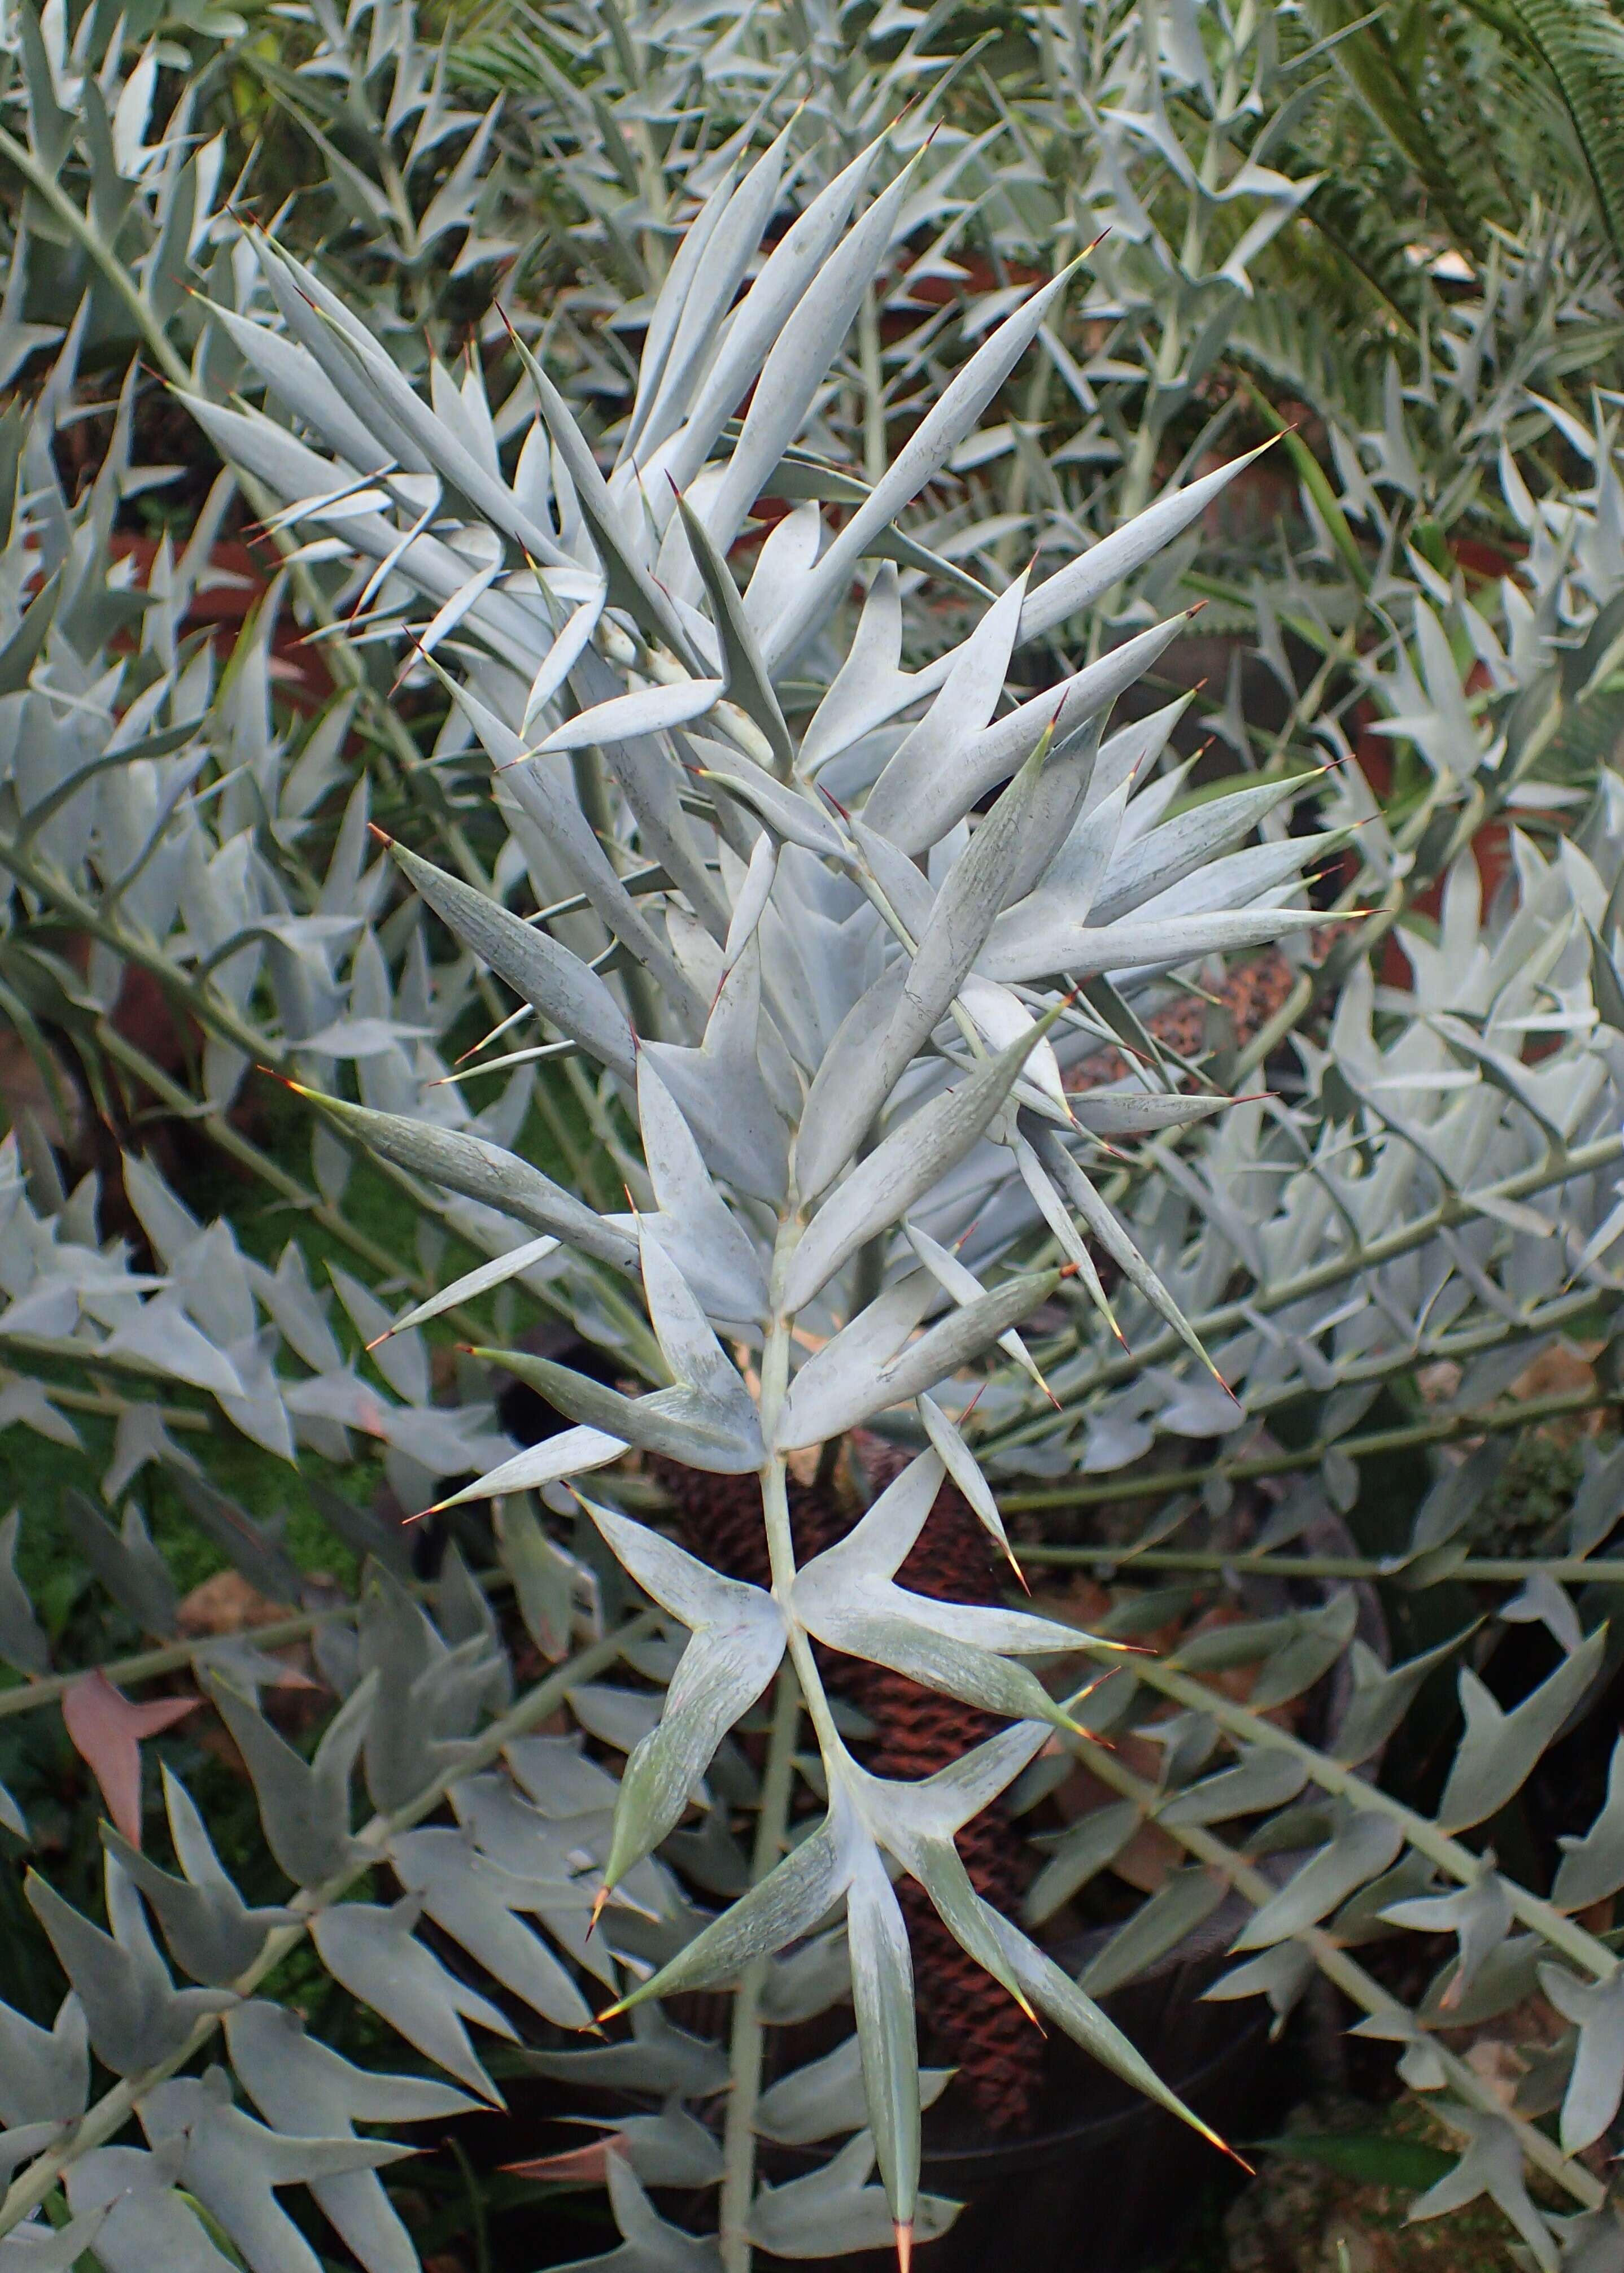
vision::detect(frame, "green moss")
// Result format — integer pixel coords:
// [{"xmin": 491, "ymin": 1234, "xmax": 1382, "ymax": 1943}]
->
[
  {"xmin": 1215, "ymin": 2096, "xmax": 1541, "ymax": 2271},
  {"xmin": 1475, "ymin": 1430, "xmax": 1588, "ymax": 1557}
]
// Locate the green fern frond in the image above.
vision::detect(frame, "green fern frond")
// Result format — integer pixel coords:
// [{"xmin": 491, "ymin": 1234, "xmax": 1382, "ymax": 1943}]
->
[
  {"xmin": 1299, "ymin": 0, "xmax": 1510, "ymax": 260},
  {"xmin": 1487, "ymin": 0, "xmax": 1624, "ymax": 263}
]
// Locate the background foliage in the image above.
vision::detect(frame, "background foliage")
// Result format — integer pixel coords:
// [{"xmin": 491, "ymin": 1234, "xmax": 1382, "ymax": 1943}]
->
[{"xmin": 5, "ymin": 0, "xmax": 1624, "ymax": 2267}]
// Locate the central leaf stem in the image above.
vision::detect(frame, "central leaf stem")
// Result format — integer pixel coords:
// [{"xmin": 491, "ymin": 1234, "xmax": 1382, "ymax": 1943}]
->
[{"xmin": 718, "ymin": 1214, "xmax": 846, "ymax": 2268}]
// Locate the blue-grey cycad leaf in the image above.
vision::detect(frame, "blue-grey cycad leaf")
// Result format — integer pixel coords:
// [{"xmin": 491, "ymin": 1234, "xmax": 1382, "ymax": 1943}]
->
[
  {"xmin": 775, "ymin": 1277, "xmax": 941, "ymax": 1447},
  {"xmin": 437, "ymin": 669, "xmax": 706, "ymax": 1030},
  {"xmin": 1331, "ymin": 1629, "xmax": 1476, "ymax": 1768},
  {"xmin": 1069, "ymin": 1087, "xmax": 1235, "ymax": 1137},
  {"xmin": 766, "ymin": 262, "xmax": 1080, "ymax": 668},
  {"xmin": 1537, "ymin": 1965, "xmax": 1624, "ymax": 2154},
  {"xmin": 1038, "ymin": 1135, "xmax": 1221, "ymax": 1379},
  {"xmin": 617, "ymin": 1809, "xmax": 855, "ymax": 2009},
  {"xmin": 247, "ymin": 240, "xmax": 431, "ymax": 474},
  {"xmin": 524, "ymin": 2001, "xmax": 729, "ymax": 2095},
  {"xmin": 629, "ymin": 131, "xmax": 793, "ymax": 470},
  {"xmin": 904, "ymin": 617, "xmax": 1192, "ymax": 848},
  {"xmin": 572, "ymin": 2102, "xmax": 726, "ymax": 2189},
  {"xmin": 1438, "ymin": 1626, "xmax": 1609, "ymax": 1831},
  {"xmin": 183, "ymin": 396, "xmax": 359, "ymax": 530},
  {"xmin": 1119, "ymin": 832, "xmax": 1346, "ymax": 936},
  {"xmin": 309, "ymin": 1899, "xmax": 516, "ymax": 2101},
  {"xmin": 1079, "ymin": 1866, "xmax": 1229, "ymax": 1996},
  {"xmin": 0, "ymin": 2206, "xmax": 108, "ymax": 2268},
  {"xmin": 286, "ymin": 281, "xmax": 571, "ymax": 584},
  {"xmin": 64, "ymin": 2147, "xmax": 235, "ymax": 2273},
  {"xmin": 878, "ymin": 735, "xmax": 1068, "ymax": 1079},
  {"xmin": 0, "ymin": 1993, "xmax": 88, "ymax": 2126},
  {"xmin": 792, "ymin": 964, "xmax": 910, "ymax": 1204},
  {"xmin": 521, "ymin": 587, "xmax": 606, "ymax": 739},
  {"xmin": 1086, "ymin": 773, "xmax": 1316, "ymax": 927},
  {"xmin": 915, "ymin": 1394, "xmax": 1024, "ymax": 1569},
  {"xmin": 1188, "ymin": 1594, "xmax": 1356, "ymax": 1713},
  {"xmin": 699, "ymin": 164, "xmax": 916, "ymax": 565},
  {"xmin": 584, "ymin": 1499, "xmax": 784, "ymax": 1887},
  {"xmin": 435, "ymin": 1423, "xmax": 629, "ymax": 1511},
  {"xmin": 1555, "ymin": 1737, "xmax": 1624, "ymax": 1912},
  {"xmin": 355, "ymin": 1572, "xmax": 500, "ymax": 1810},
  {"xmin": 0, "ymin": 1774, "xmax": 27, "ymax": 1842},
  {"xmin": 720, "ymin": 834, "xmax": 779, "ymax": 970},
  {"xmin": 479, "ymin": 1350, "xmax": 761, "ymax": 1473},
  {"xmin": 981, "ymin": 1890, "xmax": 1237, "ymax": 2149},
  {"xmin": 641, "ymin": 946, "xmax": 791, "ymax": 1206},
  {"xmin": 630, "ymin": 1059, "xmax": 771, "ymax": 1321},
  {"xmin": 389, "ymin": 838, "xmax": 636, "ymax": 1081},
  {"xmin": 696, "ymin": 757, "xmax": 851, "ymax": 862},
  {"xmin": 1230, "ymin": 1807, "xmax": 1405, "ymax": 1949},
  {"xmin": 1000, "ymin": 712, "xmax": 1107, "ymax": 909},
  {"xmin": 554, "ymin": 2152, "xmax": 721, "ymax": 2272},
  {"xmin": 652, "ymin": 143, "xmax": 879, "ymax": 506},
  {"xmin": 862, "ymin": 572, "xmax": 1029, "ymax": 846},
  {"xmin": 1501, "ymin": 1570, "xmax": 1585, "ymax": 1659},
  {"xmin": 784, "ymin": 1018, "xmax": 1063, "ymax": 1313},
  {"xmin": 979, "ymin": 896, "xmax": 1324, "ymax": 987},
  {"xmin": 139, "ymin": 2067, "xmax": 413, "ymax": 2273},
  {"xmin": 754, "ymin": 2033, "xmax": 950, "ymax": 2147},
  {"xmin": 1203, "ymin": 1941, "xmax": 1316, "ymax": 2035},
  {"xmin": 851, "ymin": 1746, "xmax": 1040, "ymax": 2023},
  {"xmin": 1025, "ymin": 1800, "xmax": 1142, "ymax": 1924},
  {"xmin": 905, "ymin": 1223, "xmax": 1051, "ymax": 1393},
  {"xmin": 794, "ymin": 1452, "xmax": 1081, "ymax": 1721},
  {"xmin": 370, "ymin": 1234, "xmax": 561, "ymax": 1348},
  {"xmin": 797, "ymin": 565, "xmax": 912, "ymax": 775},
  {"xmin": 1011, "ymin": 444, "xmax": 1276, "ymax": 651},
  {"xmin": 1158, "ymin": 1747, "xmax": 1309, "ymax": 1829},
  {"xmin": 675, "ymin": 495, "xmax": 793, "ymax": 773},
  {"xmin": 225, "ymin": 2000, "xmax": 475, "ymax": 2273},
  {"xmin": 206, "ymin": 1670, "xmax": 374, "ymax": 1887},
  {"xmin": 25, "ymin": 1858, "xmax": 234, "ymax": 2075},
  {"xmin": 636, "ymin": 1231, "xmax": 761, "ymax": 1429},
  {"xmin": 1382, "ymin": 1866, "xmax": 1514, "ymax": 2011},
  {"xmin": 102, "ymin": 1769, "xmax": 294, "ymax": 1985},
  {"xmin": 388, "ymin": 1827, "xmax": 592, "ymax": 2028},
  {"xmin": 537, "ymin": 676, "xmax": 725, "ymax": 755},
  {"xmin": 204, "ymin": 302, "xmax": 395, "ymax": 481},
  {"xmin": 495, "ymin": 1495, "xmax": 579, "ymax": 1664},
  {"xmin": 291, "ymin": 1088, "xmax": 638, "ymax": 1275},
  {"xmin": 748, "ymin": 2130, "xmax": 960, "ymax": 2261},
  {"xmin": 1567, "ymin": 1442, "xmax": 1624, "ymax": 1559},
  {"xmin": 618, "ymin": 157, "xmax": 742, "ymax": 465},
  {"xmin": 1407, "ymin": 2108, "xmax": 1558, "ymax": 2272},
  {"xmin": 170, "ymin": 1471, "xmax": 304, "ymax": 1607},
  {"xmin": 863, "ymin": 1271, "xmax": 1058, "ymax": 1418},
  {"xmin": 777, "ymin": 1271, "xmax": 1057, "ymax": 1447}
]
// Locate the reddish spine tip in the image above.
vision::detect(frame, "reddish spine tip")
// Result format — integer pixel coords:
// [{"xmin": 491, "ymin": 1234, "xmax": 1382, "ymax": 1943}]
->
[{"xmin": 894, "ymin": 2223, "xmax": 914, "ymax": 2273}]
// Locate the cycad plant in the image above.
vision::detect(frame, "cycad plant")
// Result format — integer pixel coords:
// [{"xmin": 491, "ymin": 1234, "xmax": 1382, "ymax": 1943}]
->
[
  {"xmin": 181, "ymin": 123, "xmax": 1352, "ymax": 2261},
  {"xmin": 8, "ymin": 23, "xmax": 1624, "ymax": 2273}
]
